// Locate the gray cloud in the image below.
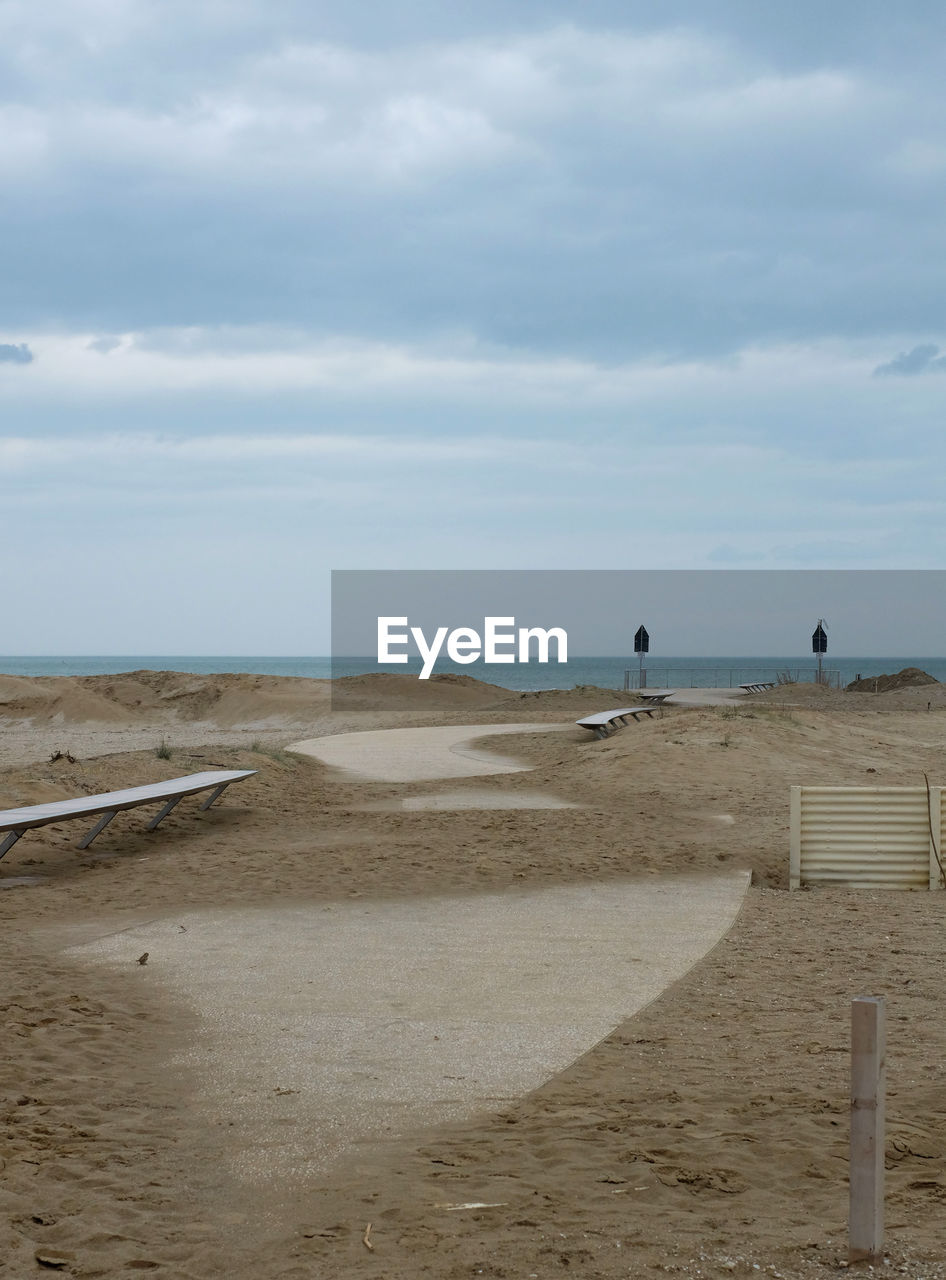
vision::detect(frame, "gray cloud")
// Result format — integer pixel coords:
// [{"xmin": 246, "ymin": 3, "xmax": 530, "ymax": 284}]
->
[
  {"xmin": 0, "ymin": 12, "xmax": 945, "ymax": 362},
  {"xmin": 873, "ymin": 344, "xmax": 946, "ymax": 376},
  {"xmin": 86, "ymin": 335, "xmax": 122, "ymax": 354},
  {"xmin": 0, "ymin": 342, "xmax": 33, "ymax": 364}
]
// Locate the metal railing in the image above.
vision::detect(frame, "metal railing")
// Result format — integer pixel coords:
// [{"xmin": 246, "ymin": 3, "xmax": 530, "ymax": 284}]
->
[{"xmin": 623, "ymin": 666, "xmax": 841, "ymax": 691}]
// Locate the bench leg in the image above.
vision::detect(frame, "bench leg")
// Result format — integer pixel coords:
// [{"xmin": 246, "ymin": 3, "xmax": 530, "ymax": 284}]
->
[
  {"xmin": 78, "ymin": 810, "xmax": 118, "ymax": 850},
  {"xmin": 0, "ymin": 830, "xmax": 25, "ymax": 861},
  {"xmin": 594, "ymin": 726, "xmax": 609, "ymax": 740},
  {"xmin": 146, "ymin": 795, "xmax": 183, "ymax": 831},
  {"xmin": 199, "ymin": 782, "xmax": 232, "ymax": 810}
]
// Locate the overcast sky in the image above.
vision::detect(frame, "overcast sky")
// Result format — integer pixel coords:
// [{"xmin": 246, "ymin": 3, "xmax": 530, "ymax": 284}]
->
[{"xmin": 2, "ymin": 1, "xmax": 946, "ymax": 653}]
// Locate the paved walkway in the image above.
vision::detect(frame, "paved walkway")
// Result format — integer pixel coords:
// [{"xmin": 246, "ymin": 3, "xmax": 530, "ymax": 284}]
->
[
  {"xmin": 65, "ymin": 873, "xmax": 750, "ymax": 1186},
  {"xmin": 287, "ymin": 723, "xmax": 570, "ymax": 782},
  {"xmin": 664, "ymin": 688, "xmax": 749, "ymax": 707}
]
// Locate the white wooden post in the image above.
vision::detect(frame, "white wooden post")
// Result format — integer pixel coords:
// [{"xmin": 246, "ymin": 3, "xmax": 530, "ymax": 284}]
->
[
  {"xmin": 789, "ymin": 786, "xmax": 802, "ymax": 890},
  {"xmin": 849, "ymin": 996, "xmax": 885, "ymax": 1263},
  {"xmin": 928, "ymin": 785, "xmax": 943, "ymax": 890}
]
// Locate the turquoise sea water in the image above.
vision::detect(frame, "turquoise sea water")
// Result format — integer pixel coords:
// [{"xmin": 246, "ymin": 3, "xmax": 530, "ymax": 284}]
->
[{"xmin": 2, "ymin": 655, "xmax": 946, "ymax": 690}]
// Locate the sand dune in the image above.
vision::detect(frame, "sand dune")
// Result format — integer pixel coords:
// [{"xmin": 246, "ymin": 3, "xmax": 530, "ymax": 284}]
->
[{"xmin": 0, "ymin": 670, "xmax": 333, "ymax": 728}]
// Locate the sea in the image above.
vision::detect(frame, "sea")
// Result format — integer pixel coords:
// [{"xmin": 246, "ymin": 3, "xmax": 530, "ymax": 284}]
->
[{"xmin": 2, "ymin": 655, "xmax": 945, "ymax": 691}]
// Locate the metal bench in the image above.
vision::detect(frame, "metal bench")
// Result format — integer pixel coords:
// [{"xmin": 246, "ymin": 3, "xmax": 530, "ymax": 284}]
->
[
  {"xmin": 739, "ymin": 682, "xmax": 776, "ymax": 694},
  {"xmin": 576, "ymin": 706, "xmax": 657, "ymax": 740},
  {"xmin": 0, "ymin": 769, "xmax": 257, "ymax": 861},
  {"xmin": 638, "ymin": 689, "xmax": 675, "ymax": 704}
]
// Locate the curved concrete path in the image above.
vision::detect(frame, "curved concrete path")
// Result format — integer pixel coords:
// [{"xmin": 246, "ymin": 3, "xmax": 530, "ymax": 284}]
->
[
  {"xmin": 287, "ymin": 723, "xmax": 570, "ymax": 782},
  {"xmin": 664, "ymin": 688, "xmax": 749, "ymax": 708},
  {"xmin": 65, "ymin": 871, "xmax": 749, "ymax": 1187}
]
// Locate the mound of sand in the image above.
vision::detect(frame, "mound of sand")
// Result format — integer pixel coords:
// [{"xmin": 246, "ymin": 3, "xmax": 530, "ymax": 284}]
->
[
  {"xmin": 0, "ymin": 674, "xmax": 136, "ymax": 724},
  {"xmin": 329, "ymin": 670, "xmax": 521, "ymax": 712},
  {"xmin": 0, "ymin": 670, "xmax": 331, "ymax": 728},
  {"xmin": 845, "ymin": 666, "xmax": 939, "ymax": 692},
  {"xmin": 751, "ymin": 676, "xmax": 946, "ymax": 711}
]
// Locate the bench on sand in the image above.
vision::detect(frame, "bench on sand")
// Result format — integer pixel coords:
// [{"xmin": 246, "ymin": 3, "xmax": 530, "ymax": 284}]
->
[
  {"xmin": 739, "ymin": 682, "xmax": 776, "ymax": 694},
  {"xmin": 637, "ymin": 689, "xmax": 675, "ymax": 704},
  {"xmin": 0, "ymin": 769, "xmax": 257, "ymax": 862},
  {"xmin": 576, "ymin": 706, "xmax": 658, "ymax": 740}
]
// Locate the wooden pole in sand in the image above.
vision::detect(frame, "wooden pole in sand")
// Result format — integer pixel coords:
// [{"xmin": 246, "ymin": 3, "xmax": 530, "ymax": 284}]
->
[{"xmin": 849, "ymin": 996, "xmax": 885, "ymax": 1263}]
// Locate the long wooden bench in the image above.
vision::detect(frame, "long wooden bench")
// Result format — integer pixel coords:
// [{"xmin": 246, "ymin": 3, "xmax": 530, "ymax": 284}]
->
[
  {"xmin": 0, "ymin": 769, "xmax": 257, "ymax": 861},
  {"xmin": 576, "ymin": 706, "xmax": 658, "ymax": 740}
]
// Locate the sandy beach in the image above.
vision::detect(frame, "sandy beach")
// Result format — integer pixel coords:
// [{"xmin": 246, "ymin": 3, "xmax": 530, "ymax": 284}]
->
[{"xmin": 3, "ymin": 670, "xmax": 946, "ymax": 1278}]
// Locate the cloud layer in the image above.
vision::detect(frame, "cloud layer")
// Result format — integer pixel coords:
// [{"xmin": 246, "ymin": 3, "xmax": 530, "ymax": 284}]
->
[
  {"xmin": 2, "ymin": 9, "xmax": 946, "ymax": 358},
  {"xmin": 1, "ymin": 2, "xmax": 945, "ymax": 649}
]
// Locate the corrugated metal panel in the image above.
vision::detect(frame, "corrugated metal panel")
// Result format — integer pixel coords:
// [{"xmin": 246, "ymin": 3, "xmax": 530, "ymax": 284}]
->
[{"xmin": 790, "ymin": 786, "xmax": 942, "ymax": 891}]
